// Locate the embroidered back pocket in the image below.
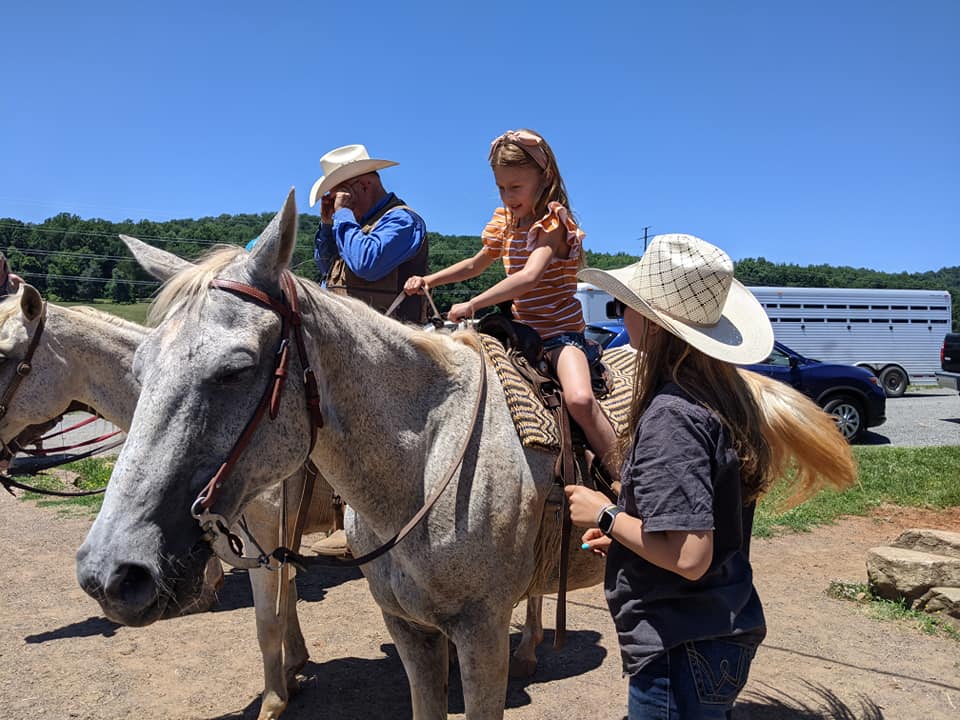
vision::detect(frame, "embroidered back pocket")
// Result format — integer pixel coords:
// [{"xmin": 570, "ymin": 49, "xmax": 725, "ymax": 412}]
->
[{"xmin": 683, "ymin": 638, "xmax": 759, "ymax": 705}]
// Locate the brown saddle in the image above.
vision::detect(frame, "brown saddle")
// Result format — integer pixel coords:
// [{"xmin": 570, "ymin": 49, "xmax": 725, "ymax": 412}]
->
[{"xmin": 476, "ymin": 318, "xmax": 636, "ymax": 648}]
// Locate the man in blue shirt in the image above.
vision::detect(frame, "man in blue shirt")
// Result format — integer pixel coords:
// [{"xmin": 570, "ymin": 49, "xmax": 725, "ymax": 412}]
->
[
  {"xmin": 308, "ymin": 145, "xmax": 429, "ymax": 557},
  {"xmin": 309, "ymin": 144, "xmax": 428, "ymax": 323}
]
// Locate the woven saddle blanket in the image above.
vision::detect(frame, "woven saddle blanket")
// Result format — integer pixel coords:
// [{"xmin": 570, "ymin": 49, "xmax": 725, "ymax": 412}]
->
[{"xmin": 478, "ymin": 335, "xmax": 636, "ymax": 452}]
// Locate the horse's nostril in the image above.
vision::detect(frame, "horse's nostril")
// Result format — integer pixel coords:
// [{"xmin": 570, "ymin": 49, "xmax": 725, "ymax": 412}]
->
[{"xmin": 105, "ymin": 563, "xmax": 156, "ymax": 609}]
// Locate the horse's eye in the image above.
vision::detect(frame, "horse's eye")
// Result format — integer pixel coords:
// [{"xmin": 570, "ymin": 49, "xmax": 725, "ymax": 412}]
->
[{"xmin": 213, "ymin": 366, "xmax": 254, "ymax": 386}]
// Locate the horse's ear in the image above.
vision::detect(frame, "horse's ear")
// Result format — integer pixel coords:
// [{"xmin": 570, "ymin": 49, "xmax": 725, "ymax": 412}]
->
[
  {"xmin": 120, "ymin": 234, "xmax": 194, "ymax": 281},
  {"xmin": 247, "ymin": 188, "xmax": 297, "ymax": 286},
  {"xmin": 0, "ymin": 284, "xmax": 43, "ymax": 357},
  {"xmin": 19, "ymin": 283, "xmax": 43, "ymax": 322}
]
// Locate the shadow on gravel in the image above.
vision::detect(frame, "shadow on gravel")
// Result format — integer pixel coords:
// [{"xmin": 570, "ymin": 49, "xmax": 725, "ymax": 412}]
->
[
  {"xmin": 25, "ymin": 615, "xmax": 121, "ymax": 643},
  {"xmin": 204, "ymin": 629, "xmax": 607, "ymax": 720},
  {"xmin": 209, "ymin": 564, "xmax": 363, "ymax": 613},
  {"xmin": 857, "ymin": 431, "xmax": 891, "ymax": 446},
  {"xmin": 26, "ymin": 564, "xmax": 365, "ymax": 644},
  {"xmin": 738, "ymin": 680, "xmax": 884, "ymax": 719}
]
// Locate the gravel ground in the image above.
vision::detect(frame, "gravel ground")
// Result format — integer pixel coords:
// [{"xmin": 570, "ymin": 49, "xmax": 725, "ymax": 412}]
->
[{"xmin": 860, "ymin": 386, "xmax": 960, "ymax": 447}]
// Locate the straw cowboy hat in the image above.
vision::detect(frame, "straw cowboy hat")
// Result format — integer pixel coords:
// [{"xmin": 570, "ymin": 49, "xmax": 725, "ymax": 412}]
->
[
  {"xmin": 308, "ymin": 144, "xmax": 398, "ymax": 207},
  {"xmin": 579, "ymin": 234, "xmax": 773, "ymax": 364}
]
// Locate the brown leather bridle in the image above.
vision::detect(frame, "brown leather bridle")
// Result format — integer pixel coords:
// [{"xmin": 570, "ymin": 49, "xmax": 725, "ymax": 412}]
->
[
  {"xmin": 0, "ymin": 303, "xmax": 123, "ymax": 498},
  {"xmin": 193, "ymin": 272, "xmax": 487, "ymax": 571},
  {"xmin": 0, "ymin": 301, "xmax": 46, "ymax": 423},
  {"xmin": 191, "ymin": 272, "xmax": 324, "ymax": 518}
]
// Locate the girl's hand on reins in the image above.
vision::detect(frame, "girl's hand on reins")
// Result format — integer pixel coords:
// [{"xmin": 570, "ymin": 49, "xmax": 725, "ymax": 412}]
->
[
  {"xmin": 447, "ymin": 301, "xmax": 475, "ymax": 323},
  {"xmin": 404, "ymin": 276, "xmax": 428, "ymax": 295},
  {"xmin": 565, "ymin": 484, "xmax": 611, "ymax": 528}
]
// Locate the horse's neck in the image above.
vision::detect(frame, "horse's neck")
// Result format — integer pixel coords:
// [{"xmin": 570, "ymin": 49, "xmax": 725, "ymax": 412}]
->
[
  {"xmin": 303, "ymin": 295, "xmax": 473, "ymax": 533},
  {"xmin": 49, "ymin": 307, "xmax": 143, "ymax": 430}
]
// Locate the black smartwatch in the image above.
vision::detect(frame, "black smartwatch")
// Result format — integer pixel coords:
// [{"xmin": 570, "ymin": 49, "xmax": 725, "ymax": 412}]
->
[{"xmin": 597, "ymin": 504, "xmax": 622, "ymax": 537}]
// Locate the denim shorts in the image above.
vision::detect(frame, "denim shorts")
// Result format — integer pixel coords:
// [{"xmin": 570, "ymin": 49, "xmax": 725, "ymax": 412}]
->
[
  {"xmin": 542, "ymin": 331, "xmax": 602, "ymax": 367},
  {"xmin": 627, "ymin": 638, "xmax": 760, "ymax": 719}
]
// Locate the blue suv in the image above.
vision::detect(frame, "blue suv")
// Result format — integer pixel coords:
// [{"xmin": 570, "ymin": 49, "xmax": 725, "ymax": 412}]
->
[{"xmin": 585, "ymin": 323, "xmax": 886, "ymax": 442}]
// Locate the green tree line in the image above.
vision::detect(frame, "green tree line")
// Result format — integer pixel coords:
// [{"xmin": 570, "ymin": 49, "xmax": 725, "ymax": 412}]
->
[{"xmin": 1, "ymin": 213, "xmax": 956, "ymax": 330}]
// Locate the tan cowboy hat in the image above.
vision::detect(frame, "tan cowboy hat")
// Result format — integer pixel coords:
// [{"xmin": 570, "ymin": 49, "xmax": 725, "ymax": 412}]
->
[
  {"xmin": 578, "ymin": 234, "xmax": 773, "ymax": 364},
  {"xmin": 308, "ymin": 144, "xmax": 398, "ymax": 207}
]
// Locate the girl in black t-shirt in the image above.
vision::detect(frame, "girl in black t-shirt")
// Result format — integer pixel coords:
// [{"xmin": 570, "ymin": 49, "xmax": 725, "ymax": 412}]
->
[{"xmin": 566, "ymin": 234, "xmax": 855, "ymax": 719}]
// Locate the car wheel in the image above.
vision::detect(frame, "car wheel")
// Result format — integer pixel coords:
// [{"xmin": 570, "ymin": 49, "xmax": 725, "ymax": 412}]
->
[
  {"xmin": 822, "ymin": 396, "xmax": 864, "ymax": 443},
  {"xmin": 879, "ymin": 366, "xmax": 908, "ymax": 398}
]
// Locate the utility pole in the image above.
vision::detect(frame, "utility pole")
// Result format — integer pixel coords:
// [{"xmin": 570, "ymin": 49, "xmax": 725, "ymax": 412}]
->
[{"xmin": 643, "ymin": 226, "xmax": 650, "ymax": 252}]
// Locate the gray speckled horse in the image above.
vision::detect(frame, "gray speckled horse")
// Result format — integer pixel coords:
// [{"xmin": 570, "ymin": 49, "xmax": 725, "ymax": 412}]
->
[
  {"xmin": 74, "ymin": 191, "xmax": 606, "ymax": 719},
  {"xmin": 0, "ymin": 289, "xmax": 334, "ymax": 720},
  {"xmin": 74, "ymin": 191, "xmax": 856, "ymax": 719}
]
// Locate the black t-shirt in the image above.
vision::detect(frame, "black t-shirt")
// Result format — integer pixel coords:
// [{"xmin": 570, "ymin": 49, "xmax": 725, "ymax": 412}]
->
[{"xmin": 604, "ymin": 383, "xmax": 766, "ymax": 676}]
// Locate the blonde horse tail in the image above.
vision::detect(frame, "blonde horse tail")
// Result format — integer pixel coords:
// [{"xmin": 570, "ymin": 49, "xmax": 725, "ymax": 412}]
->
[{"xmin": 739, "ymin": 369, "xmax": 858, "ymax": 508}]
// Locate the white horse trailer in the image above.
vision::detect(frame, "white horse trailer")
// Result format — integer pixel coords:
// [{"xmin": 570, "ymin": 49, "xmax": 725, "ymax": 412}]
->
[
  {"xmin": 576, "ymin": 282, "xmax": 618, "ymax": 325},
  {"xmin": 749, "ymin": 287, "xmax": 953, "ymax": 396},
  {"xmin": 576, "ymin": 282, "xmax": 951, "ymax": 396}
]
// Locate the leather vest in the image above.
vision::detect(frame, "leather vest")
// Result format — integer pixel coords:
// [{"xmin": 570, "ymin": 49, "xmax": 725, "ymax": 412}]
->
[{"xmin": 327, "ymin": 195, "xmax": 428, "ymax": 323}]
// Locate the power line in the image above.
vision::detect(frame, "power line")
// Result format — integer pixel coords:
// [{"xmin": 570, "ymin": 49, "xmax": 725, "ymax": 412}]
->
[
  {"xmin": 0, "ymin": 222, "xmax": 317, "ymax": 248},
  {"xmin": 19, "ymin": 271, "xmax": 159, "ymax": 287},
  {"xmin": 14, "ymin": 248, "xmax": 134, "ymax": 262}
]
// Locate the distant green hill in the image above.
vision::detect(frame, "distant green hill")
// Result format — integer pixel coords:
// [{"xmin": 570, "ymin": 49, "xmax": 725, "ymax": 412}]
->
[{"xmin": 1, "ymin": 213, "xmax": 956, "ymax": 330}]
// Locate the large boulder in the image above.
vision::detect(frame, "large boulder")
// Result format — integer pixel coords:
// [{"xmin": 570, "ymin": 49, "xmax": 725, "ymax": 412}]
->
[
  {"xmin": 865, "ymin": 546, "xmax": 960, "ymax": 603},
  {"xmin": 915, "ymin": 586, "xmax": 960, "ymax": 618},
  {"xmin": 891, "ymin": 529, "xmax": 960, "ymax": 560},
  {"xmin": 915, "ymin": 587, "xmax": 960, "ymax": 630}
]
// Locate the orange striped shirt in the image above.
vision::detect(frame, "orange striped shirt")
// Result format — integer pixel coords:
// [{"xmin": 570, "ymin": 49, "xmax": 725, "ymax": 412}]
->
[{"xmin": 481, "ymin": 202, "xmax": 586, "ymax": 339}]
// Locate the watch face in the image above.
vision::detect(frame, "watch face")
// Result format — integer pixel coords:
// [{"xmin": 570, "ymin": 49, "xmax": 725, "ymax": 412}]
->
[{"xmin": 599, "ymin": 507, "xmax": 616, "ymax": 534}]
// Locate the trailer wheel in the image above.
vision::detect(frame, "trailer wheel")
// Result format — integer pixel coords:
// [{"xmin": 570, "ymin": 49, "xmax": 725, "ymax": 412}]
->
[
  {"xmin": 879, "ymin": 366, "xmax": 908, "ymax": 398},
  {"xmin": 822, "ymin": 396, "xmax": 865, "ymax": 443}
]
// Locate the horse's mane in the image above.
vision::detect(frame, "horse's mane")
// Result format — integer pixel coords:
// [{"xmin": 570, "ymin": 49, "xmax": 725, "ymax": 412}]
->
[
  {"xmin": 145, "ymin": 245, "xmax": 476, "ymax": 377},
  {"xmin": 0, "ymin": 294, "xmax": 145, "ymax": 335},
  {"xmin": 67, "ymin": 305, "xmax": 146, "ymax": 333},
  {"xmin": 148, "ymin": 245, "xmax": 245, "ymax": 326}
]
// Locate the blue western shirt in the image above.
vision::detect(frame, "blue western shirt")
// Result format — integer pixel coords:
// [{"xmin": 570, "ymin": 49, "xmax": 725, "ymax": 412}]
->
[{"xmin": 314, "ymin": 192, "xmax": 426, "ymax": 281}]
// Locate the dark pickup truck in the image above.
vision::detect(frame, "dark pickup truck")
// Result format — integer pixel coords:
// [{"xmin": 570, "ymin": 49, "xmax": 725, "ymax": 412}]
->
[{"xmin": 935, "ymin": 333, "xmax": 960, "ymax": 394}]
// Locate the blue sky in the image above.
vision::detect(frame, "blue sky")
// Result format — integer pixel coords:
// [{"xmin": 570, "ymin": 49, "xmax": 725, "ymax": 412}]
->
[{"xmin": 2, "ymin": 1, "xmax": 957, "ymax": 273}]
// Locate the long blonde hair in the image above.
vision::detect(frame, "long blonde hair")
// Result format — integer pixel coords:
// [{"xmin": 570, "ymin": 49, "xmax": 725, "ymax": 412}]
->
[{"xmin": 622, "ymin": 323, "xmax": 772, "ymax": 503}]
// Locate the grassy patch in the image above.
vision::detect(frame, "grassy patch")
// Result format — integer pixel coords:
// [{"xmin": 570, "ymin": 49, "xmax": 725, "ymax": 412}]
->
[
  {"xmin": 14, "ymin": 457, "xmax": 113, "ymax": 516},
  {"xmin": 55, "ymin": 300, "xmax": 150, "ymax": 324},
  {"xmin": 755, "ymin": 446, "xmax": 960, "ymax": 536},
  {"xmin": 826, "ymin": 581, "xmax": 960, "ymax": 642}
]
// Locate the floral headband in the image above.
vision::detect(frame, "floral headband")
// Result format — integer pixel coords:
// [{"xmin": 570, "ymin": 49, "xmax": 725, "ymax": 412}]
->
[{"xmin": 488, "ymin": 129, "xmax": 549, "ymax": 170}]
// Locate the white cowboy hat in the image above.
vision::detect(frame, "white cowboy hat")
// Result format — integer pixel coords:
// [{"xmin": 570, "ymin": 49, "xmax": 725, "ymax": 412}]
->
[
  {"xmin": 578, "ymin": 234, "xmax": 773, "ymax": 364},
  {"xmin": 308, "ymin": 144, "xmax": 399, "ymax": 207}
]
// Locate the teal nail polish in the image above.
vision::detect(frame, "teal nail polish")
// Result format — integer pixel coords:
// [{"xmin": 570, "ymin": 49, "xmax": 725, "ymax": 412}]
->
[{"xmin": 580, "ymin": 543, "xmax": 590, "ymax": 550}]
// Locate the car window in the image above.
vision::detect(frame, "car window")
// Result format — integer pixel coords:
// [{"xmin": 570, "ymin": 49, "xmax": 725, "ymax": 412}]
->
[
  {"xmin": 585, "ymin": 325, "xmax": 617, "ymax": 348},
  {"xmin": 760, "ymin": 347, "xmax": 792, "ymax": 367}
]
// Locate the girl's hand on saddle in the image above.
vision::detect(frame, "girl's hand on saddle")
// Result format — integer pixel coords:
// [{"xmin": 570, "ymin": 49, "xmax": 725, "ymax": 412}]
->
[
  {"xmin": 565, "ymin": 484, "xmax": 611, "ymax": 528},
  {"xmin": 580, "ymin": 527, "xmax": 612, "ymax": 557},
  {"xmin": 404, "ymin": 276, "xmax": 428, "ymax": 295},
  {"xmin": 446, "ymin": 301, "xmax": 475, "ymax": 323}
]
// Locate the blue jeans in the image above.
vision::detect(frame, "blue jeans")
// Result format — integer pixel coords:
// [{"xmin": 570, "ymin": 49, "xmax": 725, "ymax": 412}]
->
[
  {"xmin": 627, "ymin": 638, "xmax": 759, "ymax": 719},
  {"xmin": 542, "ymin": 331, "xmax": 602, "ymax": 366}
]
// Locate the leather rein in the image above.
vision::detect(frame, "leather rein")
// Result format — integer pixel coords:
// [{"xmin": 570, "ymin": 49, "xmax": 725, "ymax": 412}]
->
[{"xmin": 195, "ymin": 273, "xmax": 487, "ymax": 572}]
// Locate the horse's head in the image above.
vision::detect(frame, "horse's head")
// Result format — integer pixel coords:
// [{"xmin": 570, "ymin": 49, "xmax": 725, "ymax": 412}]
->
[
  {"xmin": 76, "ymin": 189, "xmax": 316, "ymax": 626},
  {"xmin": 0, "ymin": 285, "xmax": 66, "ymax": 460}
]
